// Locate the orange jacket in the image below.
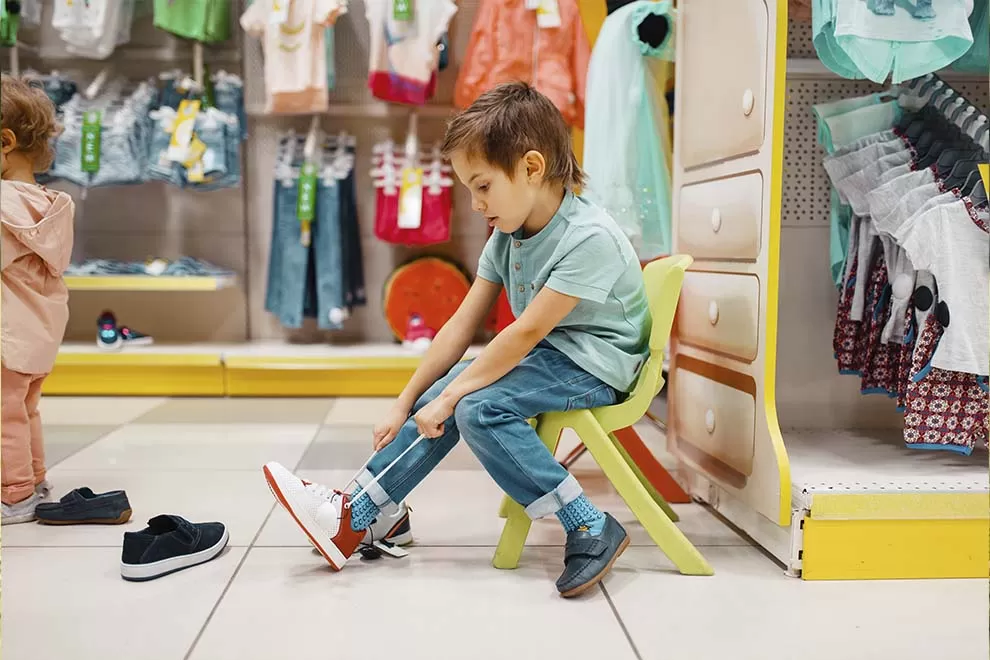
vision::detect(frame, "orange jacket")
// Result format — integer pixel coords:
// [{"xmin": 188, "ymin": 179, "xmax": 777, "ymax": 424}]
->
[
  {"xmin": 454, "ymin": 0, "xmax": 591, "ymax": 129},
  {"xmin": 1, "ymin": 181, "xmax": 74, "ymax": 375}
]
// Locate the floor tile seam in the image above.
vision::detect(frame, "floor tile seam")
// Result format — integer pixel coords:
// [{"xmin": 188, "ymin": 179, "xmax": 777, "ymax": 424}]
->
[
  {"xmin": 45, "ymin": 424, "xmax": 124, "ymax": 470},
  {"xmin": 601, "ymin": 583, "xmax": 645, "ymax": 660}
]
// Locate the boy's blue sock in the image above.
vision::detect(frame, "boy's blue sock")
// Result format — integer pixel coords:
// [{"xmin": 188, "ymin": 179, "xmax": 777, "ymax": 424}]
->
[
  {"xmin": 348, "ymin": 493, "xmax": 379, "ymax": 532},
  {"xmin": 555, "ymin": 495, "xmax": 606, "ymax": 535}
]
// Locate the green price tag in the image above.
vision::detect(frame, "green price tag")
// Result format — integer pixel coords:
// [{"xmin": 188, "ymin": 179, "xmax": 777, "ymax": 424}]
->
[
  {"xmin": 81, "ymin": 110, "xmax": 102, "ymax": 174},
  {"xmin": 393, "ymin": 0, "xmax": 414, "ymax": 21},
  {"xmin": 297, "ymin": 162, "xmax": 318, "ymax": 223}
]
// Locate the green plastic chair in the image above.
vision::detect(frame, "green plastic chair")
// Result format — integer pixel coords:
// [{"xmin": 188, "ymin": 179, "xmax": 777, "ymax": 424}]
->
[{"xmin": 492, "ymin": 254, "xmax": 714, "ymax": 576}]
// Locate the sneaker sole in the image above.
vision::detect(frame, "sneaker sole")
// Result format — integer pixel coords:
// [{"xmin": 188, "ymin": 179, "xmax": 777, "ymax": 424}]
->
[
  {"xmin": 120, "ymin": 527, "xmax": 229, "ymax": 582},
  {"xmin": 559, "ymin": 534, "xmax": 631, "ymax": 599},
  {"xmin": 1, "ymin": 511, "xmax": 37, "ymax": 525},
  {"xmin": 263, "ymin": 464, "xmax": 348, "ymax": 571},
  {"xmin": 37, "ymin": 509, "xmax": 132, "ymax": 525}
]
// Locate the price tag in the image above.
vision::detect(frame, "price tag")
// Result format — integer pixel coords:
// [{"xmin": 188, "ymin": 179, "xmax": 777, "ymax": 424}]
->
[
  {"xmin": 297, "ymin": 161, "xmax": 318, "ymax": 246},
  {"xmin": 167, "ymin": 99, "xmax": 200, "ymax": 162},
  {"xmin": 536, "ymin": 0, "xmax": 561, "ymax": 28},
  {"xmin": 80, "ymin": 110, "xmax": 102, "ymax": 173},
  {"xmin": 393, "ymin": 0, "xmax": 414, "ymax": 21},
  {"xmin": 398, "ymin": 167, "xmax": 423, "ymax": 229},
  {"xmin": 269, "ymin": 0, "xmax": 290, "ymax": 24}
]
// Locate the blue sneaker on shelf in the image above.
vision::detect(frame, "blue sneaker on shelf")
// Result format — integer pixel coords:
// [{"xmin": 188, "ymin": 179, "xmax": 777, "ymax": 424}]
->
[{"xmin": 97, "ymin": 311, "xmax": 154, "ymax": 352}]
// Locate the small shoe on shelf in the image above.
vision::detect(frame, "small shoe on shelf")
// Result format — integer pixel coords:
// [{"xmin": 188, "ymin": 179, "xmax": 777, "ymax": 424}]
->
[
  {"xmin": 402, "ymin": 313, "xmax": 436, "ymax": 352},
  {"xmin": 35, "ymin": 487, "xmax": 132, "ymax": 525},
  {"xmin": 2, "ymin": 493, "xmax": 42, "ymax": 525},
  {"xmin": 97, "ymin": 310, "xmax": 154, "ymax": 352},
  {"xmin": 121, "ymin": 515, "xmax": 229, "ymax": 582}
]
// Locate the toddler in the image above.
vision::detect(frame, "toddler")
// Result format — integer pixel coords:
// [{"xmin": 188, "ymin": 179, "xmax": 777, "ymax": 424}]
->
[
  {"xmin": 1, "ymin": 74, "xmax": 75, "ymax": 524},
  {"xmin": 264, "ymin": 82, "xmax": 650, "ymax": 597}
]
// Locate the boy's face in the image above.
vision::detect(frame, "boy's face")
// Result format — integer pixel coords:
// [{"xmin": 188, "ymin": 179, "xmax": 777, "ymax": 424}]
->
[{"xmin": 449, "ymin": 149, "xmax": 541, "ymax": 235}]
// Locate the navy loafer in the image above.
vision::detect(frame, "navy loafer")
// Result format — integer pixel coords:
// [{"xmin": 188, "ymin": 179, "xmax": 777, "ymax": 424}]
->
[
  {"xmin": 121, "ymin": 515, "xmax": 228, "ymax": 582},
  {"xmin": 556, "ymin": 513, "xmax": 629, "ymax": 598},
  {"xmin": 35, "ymin": 487, "xmax": 132, "ymax": 525}
]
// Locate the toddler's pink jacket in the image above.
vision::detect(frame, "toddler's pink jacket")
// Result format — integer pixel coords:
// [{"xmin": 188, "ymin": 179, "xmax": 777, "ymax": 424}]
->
[{"xmin": 1, "ymin": 180, "xmax": 74, "ymax": 375}]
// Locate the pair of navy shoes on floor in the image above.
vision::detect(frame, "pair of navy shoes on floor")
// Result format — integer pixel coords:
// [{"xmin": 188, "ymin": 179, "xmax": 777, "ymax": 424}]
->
[{"xmin": 29, "ymin": 485, "xmax": 229, "ymax": 582}]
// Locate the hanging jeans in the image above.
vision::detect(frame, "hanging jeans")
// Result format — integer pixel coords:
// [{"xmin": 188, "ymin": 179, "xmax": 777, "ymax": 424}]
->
[
  {"xmin": 337, "ymin": 165, "xmax": 366, "ymax": 308},
  {"xmin": 265, "ymin": 175, "xmax": 346, "ymax": 329},
  {"xmin": 355, "ymin": 344, "xmax": 619, "ymax": 519}
]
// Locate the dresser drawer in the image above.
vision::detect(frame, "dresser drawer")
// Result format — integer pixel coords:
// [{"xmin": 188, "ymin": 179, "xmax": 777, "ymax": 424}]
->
[
  {"xmin": 671, "ymin": 367, "xmax": 755, "ymax": 477},
  {"xmin": 678, "ymin": 0, "xmax": 768, "ymax": 169},
  {"xmin": 678, "ymin": 272, "xmax": 760, "ymax": 362},
  {"xmin": 678, "ymin": 172, "xmax": 763, "ymax": 261}
]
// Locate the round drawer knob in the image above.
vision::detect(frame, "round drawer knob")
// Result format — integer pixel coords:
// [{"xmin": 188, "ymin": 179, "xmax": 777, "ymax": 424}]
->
[
  {"xmin": 742, "ymin": 89, "xmax": 755, "ymax": 116},
  {"xmin": 710, "ymin": 208, "xmax": 722, "ymax": 233},
  {"xmin": 705, "ymin": 409, "xmax": 716, "ymax": 434},
  {"xmin": 708, "ymin": 300, "xmax": 720, "ymax": 325}
]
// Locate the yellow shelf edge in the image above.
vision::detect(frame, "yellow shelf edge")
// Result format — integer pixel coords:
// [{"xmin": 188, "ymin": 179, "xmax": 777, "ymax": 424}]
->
[
  {"xmin": 810, "ymin": 491, "xmax": 990, "ymax": 521},
  {"xmin": 55, "ymin": 352, "xmax": 222, "ymax": 367},
  {"xmin": 224, "ymin": 356, "xmax": 424, "ymax": 370},
  {"xmin": 65, "ymin": 274, "xmax": 237, "ymax": 291}
]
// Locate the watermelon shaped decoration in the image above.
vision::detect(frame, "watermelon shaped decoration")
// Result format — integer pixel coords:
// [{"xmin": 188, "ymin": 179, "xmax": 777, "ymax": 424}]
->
[{"xmin": 382, "ymin": 256, "xmax": 471, "ymax": 341}]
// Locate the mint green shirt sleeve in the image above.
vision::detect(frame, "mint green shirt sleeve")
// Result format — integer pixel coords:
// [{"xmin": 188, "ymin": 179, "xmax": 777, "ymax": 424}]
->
[
  {"xmin": 477, "ymin": 233, "xmax": 503, "ymax": 284},
  {"xmin": 546, "ymin": 228, "xmax": 629, "ymax": 304}
]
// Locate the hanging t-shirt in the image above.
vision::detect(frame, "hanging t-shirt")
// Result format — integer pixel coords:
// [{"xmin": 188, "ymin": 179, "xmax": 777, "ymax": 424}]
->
[
  {"xmin": 155, "ymin": 0, "xmax": 231, "ymax": 43},
  {"xmin": 52, "ymin": 0, "xmax": 129, "ymax": 59},
  {"xmin": 241, "ymin": 0, "xmax": 344, "ymax": 114},
  {"xmin": 896, "ymin": 200, "xmax": 989, "ymax": 377},
  {"xmin": 365, "ymin": 0, "xmax": 457, "ymax": 105}
]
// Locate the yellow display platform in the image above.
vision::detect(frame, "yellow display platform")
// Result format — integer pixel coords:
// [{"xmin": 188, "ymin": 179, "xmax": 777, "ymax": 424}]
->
[
  {"xmin": 44, "ymin": 348, "xmax": 225, "ymax": 396},
  {"xmin": 45, "ymin": 343, "xmax": 483, "ymax": 397},
  {"xmin": 64, "ymin": 274, "xmax": 237, "ymax": 291}
]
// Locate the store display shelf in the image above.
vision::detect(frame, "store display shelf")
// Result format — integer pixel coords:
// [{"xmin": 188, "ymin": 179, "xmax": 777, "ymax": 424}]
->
[
  {"xmin": 46, "ymin": 342, "xmax": 485, "ymax": 397},
  {"xmin": 684, "ymin": 429, "xmax": 988, "ymax": 581},
  {"xmin": 65, "ymin": 274, "xmax": 237, "ymax": 292},
  {"xmin": 785, "ymin": 58, "xmax": 988, "ymax": 82}
]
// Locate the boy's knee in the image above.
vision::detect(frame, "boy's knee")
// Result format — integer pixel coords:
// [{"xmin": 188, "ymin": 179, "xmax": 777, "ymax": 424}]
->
[{"xmin": 453, "ymin": 392, "xmax": 486, "ymax": 432}]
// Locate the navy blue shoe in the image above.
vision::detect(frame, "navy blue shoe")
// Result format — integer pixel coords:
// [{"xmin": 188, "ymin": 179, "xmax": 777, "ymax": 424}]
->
[
  {"xmin": 121, "ymin": 515, "xmax": 228, "ymax": 582},
  {"xmin": 35, "ymin": 487, "xmax": 132, "ymax": 525},
  {"xmin": 556, "ymin": 513, "xmax": 630, "ymax": 598}
]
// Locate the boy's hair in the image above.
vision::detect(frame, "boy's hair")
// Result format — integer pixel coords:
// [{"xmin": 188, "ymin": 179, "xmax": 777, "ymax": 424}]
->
[
  {"xmin": 441, "ymin": 81, "xmax": 585, "ymax": 190},
  {"xmin": 1, "ymin": 74, "xmax": 60, "ymax": 172}
]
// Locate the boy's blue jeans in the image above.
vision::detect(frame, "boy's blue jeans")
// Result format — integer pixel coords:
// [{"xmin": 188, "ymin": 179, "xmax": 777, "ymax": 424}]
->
[{"xmin": 356, "ymin": 343, "xmax": 618, "ymax": 520}]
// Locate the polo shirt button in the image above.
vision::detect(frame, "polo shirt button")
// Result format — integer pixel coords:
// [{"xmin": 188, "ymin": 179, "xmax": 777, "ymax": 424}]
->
[
  {"xmin": 514, "ymin": 241, "xmax": 522, "ymax": 248},
  {"xmin": 518, "ymin": 285, "xmax": 525, "ymax": 293},
  {"xmin": 514, "ymin": 263, "xmax": 521, "ymax": 271}
]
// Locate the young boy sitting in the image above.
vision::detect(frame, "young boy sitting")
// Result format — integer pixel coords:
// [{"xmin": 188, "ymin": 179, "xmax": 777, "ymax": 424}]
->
[{"xmin": 264, "ymin": 81, "xmax": 650, "ymax": 597}]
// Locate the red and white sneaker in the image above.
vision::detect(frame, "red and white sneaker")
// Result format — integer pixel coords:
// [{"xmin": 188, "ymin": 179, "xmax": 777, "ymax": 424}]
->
[
  {"xmin": 402, "ymin": 313, "xmax": 436, "ymax": 351},
  {"xmin": 263, "ymin": 462, "xmax": 365, "ymax": 570}
]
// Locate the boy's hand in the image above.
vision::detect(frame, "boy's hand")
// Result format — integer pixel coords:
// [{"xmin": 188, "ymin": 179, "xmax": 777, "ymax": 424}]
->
[
  {"xmin": 414, "ymin": 394, "xmax": 457, "ymax": 439},
  {"xmin": 373, "ymin": 405, "xmax": 411, "ymax": 451}
]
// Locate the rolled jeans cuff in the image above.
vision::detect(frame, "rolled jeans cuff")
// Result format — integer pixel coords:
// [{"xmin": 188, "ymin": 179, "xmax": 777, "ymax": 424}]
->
[
  {"xmin": 523, "ymin": 473, "xmax": 584, "ymax": 520},
  {"xmin": 355, "ymin": 468, "xmax": 396, "ymax": 509}
]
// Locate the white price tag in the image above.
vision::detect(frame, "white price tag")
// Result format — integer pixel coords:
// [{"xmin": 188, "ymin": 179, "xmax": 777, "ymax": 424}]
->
[{"xmin": 536, "ymin": 0, "xmax": 561, "ymax": 28}]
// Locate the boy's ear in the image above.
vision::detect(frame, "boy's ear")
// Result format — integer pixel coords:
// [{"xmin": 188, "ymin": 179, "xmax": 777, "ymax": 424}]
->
[
  {"xmin": 1, "ymin": 128, "xmax": 17, "ymax": 155},
  {"xmin": 522, "ymin": 150, "xmax": 547, "ymax": 183}
]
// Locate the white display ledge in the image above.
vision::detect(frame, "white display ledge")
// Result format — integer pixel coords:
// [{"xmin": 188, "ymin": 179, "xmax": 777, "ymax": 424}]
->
[
  {"xmin": 786, "ymin": 58, "xmax": 987, "ymax": 82},
  {"xmin": 57, "ymin": 342, "xmax": 485, "ymax": 359}
]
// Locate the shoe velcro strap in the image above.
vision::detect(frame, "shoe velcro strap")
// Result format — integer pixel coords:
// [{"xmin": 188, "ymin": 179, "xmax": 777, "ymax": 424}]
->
[{"xmin": 565, "ymin": 537, "xmax": 609, "ymax": 561}]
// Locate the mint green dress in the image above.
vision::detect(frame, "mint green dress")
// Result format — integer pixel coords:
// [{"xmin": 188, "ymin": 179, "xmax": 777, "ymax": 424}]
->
[{"xmin": 582, "ymin": 0, "xmax": 675, "ymax": 261}]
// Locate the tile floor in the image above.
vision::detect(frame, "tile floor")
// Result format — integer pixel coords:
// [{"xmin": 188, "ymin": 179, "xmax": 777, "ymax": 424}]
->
[{"xmin": 2, "ymin": 397, "xmax": 987, "ymax": 660}]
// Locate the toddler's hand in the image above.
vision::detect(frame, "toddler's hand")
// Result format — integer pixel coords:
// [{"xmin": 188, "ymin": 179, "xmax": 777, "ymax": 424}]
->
[
  {"xmin": 373, "ymin": 405, "xmax": 410, "ymax": 451},
  {"xmin": 414, "ymin": 395, "xmax": 456, "ymax": 439}
]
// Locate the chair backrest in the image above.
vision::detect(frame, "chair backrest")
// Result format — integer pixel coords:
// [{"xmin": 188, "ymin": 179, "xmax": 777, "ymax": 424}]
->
[{"xmin": 595, "ymin": 254, "xmax": 693, "ymax": 431}]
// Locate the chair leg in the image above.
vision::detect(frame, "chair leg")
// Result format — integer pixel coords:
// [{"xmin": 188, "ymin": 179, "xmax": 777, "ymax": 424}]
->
[
  {"xmin": 497, "ymin": 495, "xmax": 512, "ymax": 519},
  {"xmin": 492, "ymin": 417, "xmax": 565, "ymax": 570},
  {"xmin": 579, "ymin": 415, "xmax": 714, "ymax": 576},
  {"xmin": 609, "ymin": 432, "xmax": 680, "ymax": 523}
]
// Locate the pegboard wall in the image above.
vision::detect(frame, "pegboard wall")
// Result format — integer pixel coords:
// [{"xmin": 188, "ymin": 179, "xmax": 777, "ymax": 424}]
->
[
  {"xmin": 787, "ymin": 18, "xmax": 816, "ymax": 58},
  {"xmin": 781, "ymin": 79, "xmax": 990, "ymax": 229}
]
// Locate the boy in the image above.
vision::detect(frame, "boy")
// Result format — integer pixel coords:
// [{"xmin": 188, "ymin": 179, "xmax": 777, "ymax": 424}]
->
[{"xmin": 264, "ymin": 82, "xmax": 650, "ymax": 597}]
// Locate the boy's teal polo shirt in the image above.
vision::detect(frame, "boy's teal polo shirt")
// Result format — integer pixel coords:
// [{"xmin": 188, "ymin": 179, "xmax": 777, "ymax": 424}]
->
[{"xmin": 477, "ymin": 191, "xmax": 651, "ymax": 392}]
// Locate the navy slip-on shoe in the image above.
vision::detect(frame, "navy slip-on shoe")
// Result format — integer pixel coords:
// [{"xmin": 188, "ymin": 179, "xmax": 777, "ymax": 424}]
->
[
  {"xmin": 121, "ymin": 515, "xmax": 229, "ymax": 582},
  {"xmin": 556, "ymin": 513, "xmax": 630, "ymax": 598},
  {"xmin": 35, "ymin": 487, "xmax": 132, "ymax": 525}
]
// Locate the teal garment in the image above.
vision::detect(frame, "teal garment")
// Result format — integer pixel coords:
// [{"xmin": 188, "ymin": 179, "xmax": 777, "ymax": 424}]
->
[
  {"xmin": 812, "ymin": 93, "xmax": 882, "ymax": 151},
  {"xmin": 813, "ymin": 0, "xmax": 867, "ymax": 79},
  {"xmin": 582, "ymin": 0, "xmax": 675, "ymax": 261},
  {"xmin": 953, "ymin": 0, "xmax": 989, "ymax": 74},
  {"xmin": 476, "ymin": 192, "xmax": 651, "ymax": 393}
]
